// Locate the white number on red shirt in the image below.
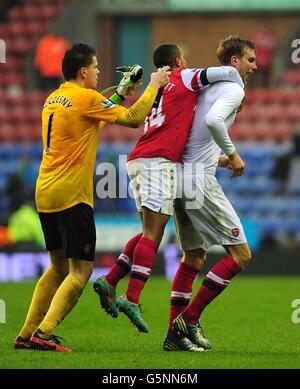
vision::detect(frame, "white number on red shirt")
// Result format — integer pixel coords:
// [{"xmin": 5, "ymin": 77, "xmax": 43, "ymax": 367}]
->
[{"xmin": 144, "ymin": 96, "xmax": 165, "ymax": 133}]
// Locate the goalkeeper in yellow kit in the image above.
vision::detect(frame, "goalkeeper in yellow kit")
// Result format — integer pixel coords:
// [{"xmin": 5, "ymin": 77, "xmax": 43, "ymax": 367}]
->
[{"xmin": 13, "ymin": 43, "xmax": 170, "ymax": 352}]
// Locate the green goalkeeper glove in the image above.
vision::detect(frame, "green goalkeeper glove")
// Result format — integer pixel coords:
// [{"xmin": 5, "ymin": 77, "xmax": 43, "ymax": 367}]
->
[
  {"xmin": 101, "ymin": 65, "xmax": 143, "ymax": 104},
  {"xmin": 116, "ymin": 64, "xmax": 143, "ymax": 88}
]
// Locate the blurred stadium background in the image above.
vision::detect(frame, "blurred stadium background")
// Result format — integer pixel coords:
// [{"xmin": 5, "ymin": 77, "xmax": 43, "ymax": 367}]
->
[{"xmin": 0, "ymin": 0, "xmax": 300, "ymax": 282}]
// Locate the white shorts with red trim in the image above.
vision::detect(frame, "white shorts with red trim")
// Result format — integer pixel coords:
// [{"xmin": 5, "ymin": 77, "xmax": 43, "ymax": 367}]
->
[
  {"xmin": 127, "ymin": 157, "xmax": 177, "ymax": 216},
  {"xmin": 174, "ymin": 173, "xmax": 247, "ymax": 251}
]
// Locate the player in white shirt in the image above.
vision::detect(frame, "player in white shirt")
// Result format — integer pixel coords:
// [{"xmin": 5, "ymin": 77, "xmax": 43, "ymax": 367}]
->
[{"xmin": 164, "ymin": 35, "xmax": 257, "ymax": 352}]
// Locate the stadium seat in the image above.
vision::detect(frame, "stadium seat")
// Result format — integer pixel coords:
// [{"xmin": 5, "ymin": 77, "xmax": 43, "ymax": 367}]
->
[
  {"xmin": 112, "ymin": 126, "xmax": 131, "ymax": 142},
  {"xmin": 287, "ymin": 180, "xmax": 300, "ymax": 195},
  {"xmin": 283, "ymin": 104, "xmax": 300, "ymax": 124},
  {"xmin": 276, "ymin": 89, "xmax": 299, "ymax": 105},
  {"xmin": 251, "ymin": 89, "xmax": 274, "ymax": 104},
  {"xmin": 9, "ymin": 37, "xmax": 36, "ymax": 55},
  {"xmin": 268, "ymin": 198, "xmax": 290, "ymax": 217},
  {"xmin": 0, "ymin": 176, "xmax": 7, "ymax": 192},
  {"xmin": 237, "ymin": 107, "xmax": 260, "ymax": 123},
  {"xmin": 0, "ymin": 160, "xmax": 20, "ymax": 175},
  {"xmin": 282, "ymin": 70, "xmax": 300, "ymax": 87},
  {"xmin": 283, "ymin": 218, "xmax": 300, "ymax": 234},
  {"xmin": 287, "ymin": 198, "xmax": 300, "ymax": 216},
  {"xmin": 19, "ymin": 144, "xmax": 43, "ymax": 159},
  {"xmin": 15, "ymin": 124, "xmax": 37, "ymax": 142},
  {"xmin": 112, "ymin": 126, "xmax": 142, "ymax": 142},
  {"xmin": 17, "ymin": 125, "xmax": 42, "ymax": 143},
  {"xmin": 10, "ymin": 107, "xmax": 27, "ymax": 124},
  {"xmin": 37, "ymin": 5, "xmax": 60, "ymax": 20},
  {"xmin": 272, "ymin": 121, "xmax": 292, "ymax": 141},
  {"xmin": 251, "ymin": 121, "xmax": 272, "ymax": 141},
  {"xmin": 0, "ymin": 125, "xmax": 19, "ymax": 142},
  {"xmin": 27, "ymin": 91, "xmax": 48, "ymax": 105},
  {"xmin": 254, "ymin": 177, "xmax": 280, "ymax": 195},
  {"xmin": 241, "ymin": 145, "xmax": 273, "ymax": 162},
  {"xmin": 25, "ymin": 106, "xmax": 41, "ymax": 124},
  {"xmin": 8, "ymin": 7, "xmax": 24, "ymax": 21},
  {"xmin": 0, "ymin": 24, "xmax": 10, "ymax": 38},
  {"xmin": 264, "ymin": 104, "xmax": 282, "ymax": 123},
  {"xmin": 99, "ymin": 125, "xmax": 117, "ymax": 142},
  {"xmin": 25, "ymin": 22, "xmax": 48, "ymax": 36},
  {"xmin": 260, "ymin": 218, "xmax": 282, "ymax": 235},
  {"xmin": 4, "ymin": 57, "xmax": 25, "ymax": 72},
  {"xmin": 233, "ymin": 197, "xmax": 253, "ymax": 216},
  {"xmin": 254, "ymin": 197, "xmax": 273, "ymax": 216},
  {"xmin": 19, "ymin": 6, "xmax": 44, "ymax": 20},
  {"xmin": 228, "ymin": 124, "xmax": 239, "ymax": 141},
  {"xmin": 6, "ymin": 22, "xmax": 26, "ymax": 36}
]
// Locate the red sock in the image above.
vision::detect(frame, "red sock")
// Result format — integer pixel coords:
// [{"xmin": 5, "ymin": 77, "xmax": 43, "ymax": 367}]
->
[
  {"xmin": 126, "ymin": 237, "xmax": 158, "ymax": 304},
  {"xmin": 183, "ymin": 256, "xmax": 241, "ymax": 324},
  {"xmin": 168, "ymin": 262, "xmax": 199, "ymax": 332},
  {"xmin": 106, "ymin": 233, "xmax": 143, "ymax": 287}
]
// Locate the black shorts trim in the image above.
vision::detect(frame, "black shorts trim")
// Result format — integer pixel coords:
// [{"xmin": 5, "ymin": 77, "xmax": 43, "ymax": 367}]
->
[{"xmin": 38, "ymin": 203, "xmax": 96, "ymax": 261}]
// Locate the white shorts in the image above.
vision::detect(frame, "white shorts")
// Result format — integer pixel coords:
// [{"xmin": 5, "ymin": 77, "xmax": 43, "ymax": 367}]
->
[
  {"xmin": 127, "ymin": 157, "xmax": 177, "ymax": 216},
  {"xmin": 175, "ymin": 173, "xmax": 247, "ymax": 251}
]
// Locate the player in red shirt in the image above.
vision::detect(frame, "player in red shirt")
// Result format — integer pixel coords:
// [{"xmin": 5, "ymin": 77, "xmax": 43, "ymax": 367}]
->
[{"xmin": 94, "ymin": 45, "xmax": 242, "ymax": 346}]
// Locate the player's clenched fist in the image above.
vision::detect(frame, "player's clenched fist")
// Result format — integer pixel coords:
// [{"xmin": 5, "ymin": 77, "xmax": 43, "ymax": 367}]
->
[
  {"xmin": 228, "ymin": 151, "xmax": 245, "ymax": 178},
  {"xmin": 150, "ymin": 66, "xmax": 171, "ymax": 89}
]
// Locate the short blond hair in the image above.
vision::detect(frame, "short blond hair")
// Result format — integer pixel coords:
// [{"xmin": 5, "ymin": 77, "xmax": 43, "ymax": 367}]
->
[{"xmin": 217, "ymin": 35, "xmax": 255, "ymax": 65}]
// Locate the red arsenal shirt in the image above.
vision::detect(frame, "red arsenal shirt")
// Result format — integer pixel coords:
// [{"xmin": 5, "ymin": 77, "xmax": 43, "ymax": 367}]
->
[{"xmin": 128, "ymin": 68, "xmax": 205, "ymax": 163}]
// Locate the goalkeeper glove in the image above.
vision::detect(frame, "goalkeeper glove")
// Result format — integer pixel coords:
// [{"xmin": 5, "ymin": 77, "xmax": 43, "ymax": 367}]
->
[
  {"xmin": 101, "ymin": 65, "xmax": 144, "ymax": 105},
  {"xmin": 116, "ymin": 64, "xmax": 143, "ymax": 97}
]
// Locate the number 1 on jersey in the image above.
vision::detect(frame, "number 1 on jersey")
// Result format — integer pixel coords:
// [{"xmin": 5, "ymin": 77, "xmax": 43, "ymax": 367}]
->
[
  {"xmin": 46, "ymin": 113, "xmax": 54, "ymax": 152},
  {"xmin": 144, "ymin": 96, "xmax": 165, "ymax": 133}
]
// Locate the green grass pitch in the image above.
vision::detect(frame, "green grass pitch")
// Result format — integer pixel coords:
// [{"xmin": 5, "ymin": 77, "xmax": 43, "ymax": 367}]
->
[{"xmin": 1, "ymin": 276, "xmax": 300, "ymax": 369}]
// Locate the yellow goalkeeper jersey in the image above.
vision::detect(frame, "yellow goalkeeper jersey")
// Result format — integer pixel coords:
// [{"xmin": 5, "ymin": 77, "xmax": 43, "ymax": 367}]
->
[{"xmin": 35, "ymin": 82, "xmax": 125, "ymax": 213}]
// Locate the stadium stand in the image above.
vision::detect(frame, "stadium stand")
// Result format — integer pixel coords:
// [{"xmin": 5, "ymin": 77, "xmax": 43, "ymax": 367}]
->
[
  {"xmin": 0, "ymin": 0, "xmax": 69, "ymax": 141},
  {"xmin": 0, "ymin": 1, "xmax": 300, "ymax": 250},
  {"xmin": 1, "ymin": 140, "xmax": 299, "ymax": 248},
  {"xmin": 282, "ymin": 69, "xmax": 300, "ymax": 87}
]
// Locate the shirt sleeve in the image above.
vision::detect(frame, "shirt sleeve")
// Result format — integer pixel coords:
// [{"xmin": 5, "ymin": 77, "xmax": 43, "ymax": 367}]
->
[
  {"xmin": 206, "ymin": 66, "xmax": 244, "ymax": 88},
  {"xmin": 84, "ymin": 90, "xmax": 126, "ymax": 124},
  {"xmin": 205, "ymin": 83, "xmax": 245, "ymax": 156},
  {"xmin": 116, "ymin": 85, "xmax": 158, "ymax": 128},
  {"xmin": 181, "ymin": 66, "xmax": 244, "ymax": 92}
]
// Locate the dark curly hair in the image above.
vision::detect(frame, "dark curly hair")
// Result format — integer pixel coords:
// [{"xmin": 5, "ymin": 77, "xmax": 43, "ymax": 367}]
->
[{"xmin": 62, "ymin": 43, "xmax": 96, "ymax": 81}]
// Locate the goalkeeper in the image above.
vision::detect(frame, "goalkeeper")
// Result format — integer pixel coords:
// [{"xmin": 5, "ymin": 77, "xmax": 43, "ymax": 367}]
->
[{"xmin": 14, "ymin": 43, "xmax": 170, "ymax": 352}]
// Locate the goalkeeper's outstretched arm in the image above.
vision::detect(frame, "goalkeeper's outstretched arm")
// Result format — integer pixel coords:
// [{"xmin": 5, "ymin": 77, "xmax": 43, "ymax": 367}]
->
[
  {"xmin": 101, "ymin": 64, "xmax": 144, "ymax": 105},
  {"xmin": 99, "ymin": 67, "xmax": 169, "ymax": 129},
  {"xmin": 115, "ymin": 85, "xmax": 158, "ymax": 128},
  {"xmin": 99, "ymin": 65, "xmax": 144, "ymax": 128}
]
